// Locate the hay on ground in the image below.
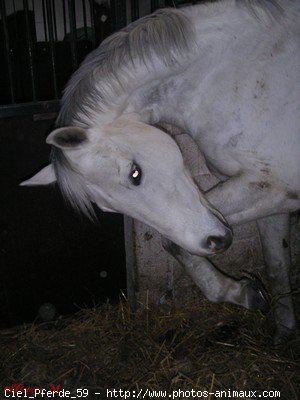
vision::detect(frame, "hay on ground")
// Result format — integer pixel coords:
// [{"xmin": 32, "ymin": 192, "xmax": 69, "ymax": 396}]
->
[{"xmin": 0, "ymin": 298, "xmax": 299, "ymax": 399}]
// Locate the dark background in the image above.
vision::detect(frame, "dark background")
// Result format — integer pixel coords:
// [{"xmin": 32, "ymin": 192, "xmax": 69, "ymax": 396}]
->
[{"xmin": 0, "ymin": 116, "xmax": 126, "ymax": 328}]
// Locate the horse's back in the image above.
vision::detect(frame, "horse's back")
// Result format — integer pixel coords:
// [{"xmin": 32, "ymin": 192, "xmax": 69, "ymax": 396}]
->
[{"xmin": 179, "ymin": 2, "xmax": 300, "ymax": 191}]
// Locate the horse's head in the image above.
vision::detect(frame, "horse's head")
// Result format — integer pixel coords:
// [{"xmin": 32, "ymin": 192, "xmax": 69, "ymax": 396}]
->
[{"xmin": 22, "ymin": 115, "xmax": 232, "ymax": 256}]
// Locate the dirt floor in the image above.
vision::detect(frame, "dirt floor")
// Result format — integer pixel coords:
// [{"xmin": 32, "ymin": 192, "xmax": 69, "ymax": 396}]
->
[{"xmin": 1, "ymin": 298, "xmax": 299, "ymax": 400}]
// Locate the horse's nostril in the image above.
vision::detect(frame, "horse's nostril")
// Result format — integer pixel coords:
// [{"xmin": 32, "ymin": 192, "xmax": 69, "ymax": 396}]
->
[
  {"xmin": 206, "ymin": 230, "xmax": 233, "ymax": 252},
  {"xmin": 207, "ymin": 235, "xmax": 224, "ymax": 250}
]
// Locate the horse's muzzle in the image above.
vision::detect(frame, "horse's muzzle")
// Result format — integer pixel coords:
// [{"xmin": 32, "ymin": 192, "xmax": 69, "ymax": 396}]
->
[{"xmin": 205, "ymin": 228, "xmax": 233, "ymax": 253}]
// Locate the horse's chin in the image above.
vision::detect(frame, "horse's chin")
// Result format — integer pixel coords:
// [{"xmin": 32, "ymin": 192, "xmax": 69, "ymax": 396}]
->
[
  {"xmin": 190, "ymin": 248, "xmax": 226, "ymax": 257},
  {"xmin": 162, "ymin": 237, "xmax": 226, "ymax": 258}
]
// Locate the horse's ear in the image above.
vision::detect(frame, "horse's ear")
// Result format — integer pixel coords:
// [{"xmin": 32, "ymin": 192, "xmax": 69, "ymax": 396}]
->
[
  {"xmin": 20, "ymin": 164, "xmax": 56, "ymax": 186},
  {"xmin": 46, "ymin": 126, "xmax": 88, "ymax": 149}
]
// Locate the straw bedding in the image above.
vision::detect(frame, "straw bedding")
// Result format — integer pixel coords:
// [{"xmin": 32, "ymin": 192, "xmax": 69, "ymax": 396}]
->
[{"xmin": 1, "ymin": 298, "xmax": 299, "ymax": 400}]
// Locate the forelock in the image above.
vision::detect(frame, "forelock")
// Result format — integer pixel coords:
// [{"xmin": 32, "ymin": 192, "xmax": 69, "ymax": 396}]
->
[{"xmin": 51, "ymin": 147, "xmax": 96, "ymax": 220}]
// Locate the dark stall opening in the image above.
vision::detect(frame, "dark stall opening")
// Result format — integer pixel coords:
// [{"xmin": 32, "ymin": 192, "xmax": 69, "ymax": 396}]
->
[
  {"xmin": 0, "ymin": 0, "xmax": 126, "ymax": 328},
  {"xmin": 0, "ymin": 115, "xmax": 126, "ymax": 328}
]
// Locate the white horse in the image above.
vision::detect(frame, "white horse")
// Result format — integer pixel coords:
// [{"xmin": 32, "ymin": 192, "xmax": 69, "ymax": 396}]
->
[{"xmin": 22, "ymin": 0, "xmax": 300, "ymax": 344}]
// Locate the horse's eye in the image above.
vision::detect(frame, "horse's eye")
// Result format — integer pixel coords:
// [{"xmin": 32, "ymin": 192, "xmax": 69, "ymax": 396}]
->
[{"xmin": 130, "ymin": 163, "xmax": 142, "ymax": 186}]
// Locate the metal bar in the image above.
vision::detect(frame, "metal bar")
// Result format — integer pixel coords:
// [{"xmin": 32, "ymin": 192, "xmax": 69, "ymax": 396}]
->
[
  {"xmin": 151, "ymin": 0, "xmax": 160, "ymax": 12},
  {"xmin": 62, "ymin": 0, "xmax": 67, "ymax": 37},
  {"xmin": 82, "ymin": 0, "xmax": 88, "ymax": 40},
  {"xmin": 12, "ymin": 0, "xmax": 20, "ymax": 43},
  {"xmin": 89, "ymin": 0, "xmax": 96, "ymax": 48},
  {"xmin": 0, "ymin": 0, "xmax": 15, "ymax": 103},
  {"xmin": 52, "ymin": 0, "xmax": 58, "ymax": 41},
  {"xmin": 23, "ymin": 0, "xmax": 37, "ymax": 101},
  {"xmin": 111, "ymin": 0, "xmax": 127, "ymax": 31},
  {"xmin": 130, "ymin": 0, "xmax": 139, "ymax": 21},
  {"xmin": 46, "ymin": 0, "xmax": 58, "ymax": 98},
  {"xmin": 42, "ymin": 0, "xmax": 48, "ymax": 41},
  {"xmin": 68, "ymin": 0, "xmax": 78, "ymax": 70},
  {"xmin": 0, "ymin": 100, "xmax": 60, "ymax": 118},
  {"xmin": 165, "ymin": 0, "xmax": 177, "ymax": 6}
]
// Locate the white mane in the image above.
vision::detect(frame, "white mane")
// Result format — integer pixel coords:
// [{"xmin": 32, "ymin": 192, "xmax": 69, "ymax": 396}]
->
[{"xmin": 57, "ymin": 8, "xmax": 196, "ymax": 127}]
